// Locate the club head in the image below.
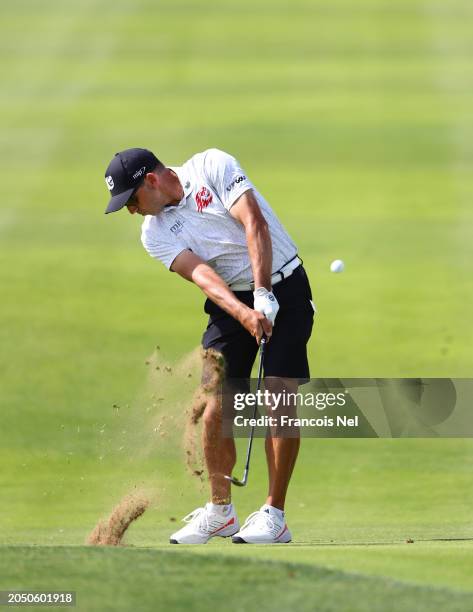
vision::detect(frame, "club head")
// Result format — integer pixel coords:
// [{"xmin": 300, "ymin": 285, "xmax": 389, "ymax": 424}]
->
[{"xmin": 224, "ymin": 474, "xmax": 247, "ymax": 487}]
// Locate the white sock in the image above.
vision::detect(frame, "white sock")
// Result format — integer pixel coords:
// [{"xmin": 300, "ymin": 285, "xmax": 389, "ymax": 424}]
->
[
  {"xmin": 209, "ymin": 502, "xmax": 232, "ymax": 515},
  {"xmin": 262, "ymin": 504, "xmax": 285, "ymax": 520}
]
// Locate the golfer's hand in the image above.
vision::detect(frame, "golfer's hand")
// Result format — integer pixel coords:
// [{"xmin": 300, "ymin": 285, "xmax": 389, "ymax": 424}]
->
[
  {"xmin": 241, "ymin": 309, "xmax": 273, "ymax": 343},
  {"xmin": 253, "ymin": 288, "xmax": 279, "ymax": 326}
]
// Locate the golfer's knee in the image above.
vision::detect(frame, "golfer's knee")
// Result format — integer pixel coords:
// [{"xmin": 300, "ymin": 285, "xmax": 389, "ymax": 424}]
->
[{"xmin": 203, "ymin": 395, "xmax": 221, "ymax": 429}]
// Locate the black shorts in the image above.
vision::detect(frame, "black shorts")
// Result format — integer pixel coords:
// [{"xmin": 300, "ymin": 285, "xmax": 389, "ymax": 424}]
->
[{"xmin": 201, "ymin": 265, "xmax": 315, "ymax": 381}]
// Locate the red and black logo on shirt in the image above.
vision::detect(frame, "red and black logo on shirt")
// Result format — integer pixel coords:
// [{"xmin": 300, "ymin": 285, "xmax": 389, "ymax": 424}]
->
[{"xmin": 195, "ymin": 187, "xmax": 213, "ymax": 213}]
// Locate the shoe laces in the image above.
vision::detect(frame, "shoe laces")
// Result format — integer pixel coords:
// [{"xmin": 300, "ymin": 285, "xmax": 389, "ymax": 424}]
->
[
  {"xmin": 182, "ymin": 507, "xmax": 207, "ymax": 528},
  {"xmin": 241, "ymin": 510, "xmax": 276, "ymax": 531},
  {"xmin": 182, "ymin": 506, "xmax": 220, "ymax": 533}
]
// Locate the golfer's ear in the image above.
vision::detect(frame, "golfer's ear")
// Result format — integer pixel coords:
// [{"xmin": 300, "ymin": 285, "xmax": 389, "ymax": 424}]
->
[{"xmin": 145, "ymin": 172, "xmax": 159, "ymax": 188}]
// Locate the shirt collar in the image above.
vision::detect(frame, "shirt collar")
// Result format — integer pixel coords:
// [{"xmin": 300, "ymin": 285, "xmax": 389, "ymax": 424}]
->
[{"xmin": 164, "ymin": 165, "xmax": 193, "ymax": 211}]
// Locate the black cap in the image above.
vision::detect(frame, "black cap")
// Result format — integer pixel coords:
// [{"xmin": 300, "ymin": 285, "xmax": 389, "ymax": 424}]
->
[{"xmin": 104, "ymin": 148, "xmax": 160, "ymax": 214}]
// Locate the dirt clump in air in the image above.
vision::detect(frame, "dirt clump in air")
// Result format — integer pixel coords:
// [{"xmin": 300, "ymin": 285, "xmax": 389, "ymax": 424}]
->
[{"xmin": 86, "ymin": 491, "xmax": 150, "ymax": 546}]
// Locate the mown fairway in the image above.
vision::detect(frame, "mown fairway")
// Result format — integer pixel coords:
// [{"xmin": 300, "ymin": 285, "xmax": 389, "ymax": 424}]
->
[{"xmin": 1, "ymin": 0, "xmax": 472, "ymax": 610}]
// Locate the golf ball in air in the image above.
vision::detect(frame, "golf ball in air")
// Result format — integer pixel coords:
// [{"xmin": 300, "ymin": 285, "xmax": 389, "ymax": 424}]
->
[{"xmin": 330, "ymin": 259, "xmax": 345, "ymax": 273}]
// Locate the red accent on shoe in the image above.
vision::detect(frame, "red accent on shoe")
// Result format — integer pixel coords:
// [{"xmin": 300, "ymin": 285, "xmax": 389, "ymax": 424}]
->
[
  {"xmin": 209, "ymin": 516, "xmax": 235, "ymax": 535},
  {"xmin": 276, "ymin": 524, "xmax": 288, "ymax": 539}
]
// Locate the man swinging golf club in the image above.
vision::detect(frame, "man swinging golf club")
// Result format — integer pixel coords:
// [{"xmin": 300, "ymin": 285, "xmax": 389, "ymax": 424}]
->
[{"xmin": 104, "ymin": 147, "xmax": 315, "ymax": 544}]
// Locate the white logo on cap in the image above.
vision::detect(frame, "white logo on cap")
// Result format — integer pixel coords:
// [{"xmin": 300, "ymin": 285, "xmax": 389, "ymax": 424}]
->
[
  {"xmin": 132, "ymin": 166, "xmax": 146, "ymax": 180},
  {"xmin": 105, "ymin": 175, "xmax": 114, "ymax": 191}
]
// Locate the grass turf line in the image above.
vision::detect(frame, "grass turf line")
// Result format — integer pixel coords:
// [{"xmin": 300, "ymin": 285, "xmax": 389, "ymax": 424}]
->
[{"xmin": 1, "ymin": 546, "xmax": 472, "ymax": 612}]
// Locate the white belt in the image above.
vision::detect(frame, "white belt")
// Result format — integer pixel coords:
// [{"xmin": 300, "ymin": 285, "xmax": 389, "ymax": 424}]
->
[{"xmin": 230, "ymin": 256, "xmax": 302, "ymax": 292}]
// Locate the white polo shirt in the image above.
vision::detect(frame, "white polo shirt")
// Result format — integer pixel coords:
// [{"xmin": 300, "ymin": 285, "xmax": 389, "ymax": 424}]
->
[{"xmin": 141, "ymin": 148, "xmax": 298, "ymax": 286}]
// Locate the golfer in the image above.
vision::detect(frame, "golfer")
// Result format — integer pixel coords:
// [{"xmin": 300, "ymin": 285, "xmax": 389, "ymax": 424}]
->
[{"xmin": 104, "ymin": 147, "xmax": 315, "ymax": 544}]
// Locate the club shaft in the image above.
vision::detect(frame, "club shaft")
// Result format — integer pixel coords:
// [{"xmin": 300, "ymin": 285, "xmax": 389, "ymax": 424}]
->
[{"xmin": 241, "ymin": 337, "xmax": 266, "ymax": 479}]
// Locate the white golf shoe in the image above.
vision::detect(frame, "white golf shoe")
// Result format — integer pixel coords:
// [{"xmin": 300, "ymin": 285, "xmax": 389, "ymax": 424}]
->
[
  {"xmin": 170, "ymin": 503, "xmax": 239, "ymax": 544},
  {"xmin": 232, "ymin": 504, "xmax": 292, "ymax": 544}
]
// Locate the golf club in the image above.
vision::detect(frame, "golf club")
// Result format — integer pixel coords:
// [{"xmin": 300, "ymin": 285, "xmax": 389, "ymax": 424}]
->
[{"xmin": 225, "ymin": 335, "xmax": 267, "ymax": 487}]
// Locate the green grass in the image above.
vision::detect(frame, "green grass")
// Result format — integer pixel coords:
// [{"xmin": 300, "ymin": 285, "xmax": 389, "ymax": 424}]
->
[
  {"xmin": 1, "ymin": 545, "xmax": 473, "ymax": 612},
  {"xmin": 1, "ymin": 0, "xmax": 473, "ymax": 610}
]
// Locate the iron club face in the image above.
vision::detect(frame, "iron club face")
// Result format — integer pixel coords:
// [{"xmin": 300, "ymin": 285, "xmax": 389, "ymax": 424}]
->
[{"xmin": 224, "ymin": 474, "xmax": 247, "ymax": 487}]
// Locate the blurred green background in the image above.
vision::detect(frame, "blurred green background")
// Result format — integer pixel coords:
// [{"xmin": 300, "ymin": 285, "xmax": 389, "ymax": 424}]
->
[{"xmin": 1, "ymin": 0, "xmax": 473, "ymax": 609}]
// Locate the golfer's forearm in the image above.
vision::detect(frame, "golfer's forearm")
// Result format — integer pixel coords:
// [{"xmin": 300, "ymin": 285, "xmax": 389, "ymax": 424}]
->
[
  {"xmin": 245, "ymin": 218, "xmax": 272, "ymax": 291},
  {"xmin": 191, "ymin": 264, "xmax": 250, "ymax": 323}
]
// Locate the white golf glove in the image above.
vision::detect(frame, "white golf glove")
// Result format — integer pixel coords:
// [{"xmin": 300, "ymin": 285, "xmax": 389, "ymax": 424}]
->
[{"xmin": 253, "ymin": 287, "xmax": 279, "ymax": 325}]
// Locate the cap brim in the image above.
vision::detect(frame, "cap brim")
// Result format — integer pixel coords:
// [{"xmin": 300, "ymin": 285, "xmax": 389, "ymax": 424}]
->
[{"xmin": 105, "ymin": 187, "xmax": 135, "ymax": 214}]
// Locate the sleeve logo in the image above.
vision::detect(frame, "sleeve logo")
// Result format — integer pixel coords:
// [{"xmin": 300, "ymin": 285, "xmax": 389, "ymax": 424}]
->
[
  {"xmin": 226, "ymin": 175, "xmax": 246, "ymax": 192},
  {"xmin": 195, "ymin": 186, "xmax": 213, "ymax": 213}
]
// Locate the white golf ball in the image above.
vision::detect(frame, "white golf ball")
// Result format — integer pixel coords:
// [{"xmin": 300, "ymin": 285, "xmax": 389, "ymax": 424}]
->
[{"xmin": 330, "ymin": 259, "xmax": 345, "ymax": 273}]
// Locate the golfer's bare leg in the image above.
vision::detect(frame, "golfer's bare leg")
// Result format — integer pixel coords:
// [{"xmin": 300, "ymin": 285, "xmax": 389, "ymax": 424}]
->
[
  {"xmin": 202, "ymin": 393, "xmax": 236, "ymax": 505},
  {"xmin": 264, "ymin": 377, "xmax": 300, "ymax": 511}
]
